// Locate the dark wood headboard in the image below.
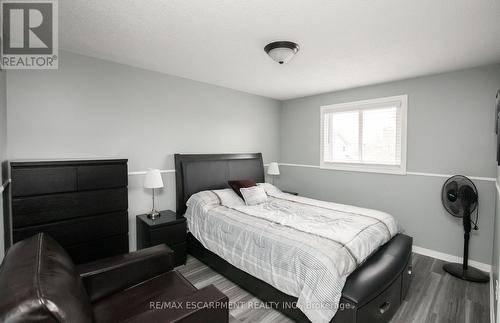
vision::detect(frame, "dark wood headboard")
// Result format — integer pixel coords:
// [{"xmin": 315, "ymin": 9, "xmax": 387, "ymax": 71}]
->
[{"xmin": 174, "ymin": 153, "xmax": 265, "ymax": 215}]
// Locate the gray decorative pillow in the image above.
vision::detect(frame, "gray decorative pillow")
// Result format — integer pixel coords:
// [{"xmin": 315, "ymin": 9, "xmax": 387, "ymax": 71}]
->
[{"xmin": 240, "ymin": 186, "xmax": 268, "ymax": 206}]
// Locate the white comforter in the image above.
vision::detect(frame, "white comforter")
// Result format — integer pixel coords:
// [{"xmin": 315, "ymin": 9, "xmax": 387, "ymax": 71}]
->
[{"xmin": 185, "ymin": 184, "xmax": 399, "ymax": 323}]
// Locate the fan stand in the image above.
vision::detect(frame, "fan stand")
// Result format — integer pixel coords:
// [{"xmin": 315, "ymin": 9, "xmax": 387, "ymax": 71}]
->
[{"xmin": 442, "ymin": 204, "xmax": 489, "ymax": 283}]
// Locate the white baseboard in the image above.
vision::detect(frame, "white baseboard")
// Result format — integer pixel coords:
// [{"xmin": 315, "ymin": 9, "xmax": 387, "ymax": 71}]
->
[{"xmin": 412, "ymin": 245, "xmax": 491, "ymax": 273}]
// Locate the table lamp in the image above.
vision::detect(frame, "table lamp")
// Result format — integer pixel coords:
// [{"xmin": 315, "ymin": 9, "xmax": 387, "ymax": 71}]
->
[
  {"xmin": 267, "ymin": 162, "xmax": 280, "ymax": 185},
  {"xmin": 144, "ymin": 169, "xmax": 164, "ymax": 219}
]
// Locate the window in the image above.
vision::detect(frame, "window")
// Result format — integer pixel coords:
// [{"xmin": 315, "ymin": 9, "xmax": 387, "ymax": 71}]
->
[{"xmin": 320, "ymin": 95, "xmax": 407, "ymax": 174}]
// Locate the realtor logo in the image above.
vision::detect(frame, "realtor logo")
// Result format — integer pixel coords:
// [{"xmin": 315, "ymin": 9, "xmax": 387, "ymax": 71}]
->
[{"xmin": 1, "ymin": 0, "xmax": 58, "ymax": 69}]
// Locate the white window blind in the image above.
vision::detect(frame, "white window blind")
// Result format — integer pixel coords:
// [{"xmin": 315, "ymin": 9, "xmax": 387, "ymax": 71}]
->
[{"xmin": 320, "ymin": 95, "xmax": 407, "ymax": 174}]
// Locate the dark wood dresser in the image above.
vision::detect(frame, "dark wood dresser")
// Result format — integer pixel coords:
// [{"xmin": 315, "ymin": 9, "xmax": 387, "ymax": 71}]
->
[{"xmin": 2, "ymin": 159, "xmax": 129, "ymax": 264}]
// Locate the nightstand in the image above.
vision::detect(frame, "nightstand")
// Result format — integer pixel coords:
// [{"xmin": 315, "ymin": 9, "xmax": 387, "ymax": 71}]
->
[{"xmin": 136, "ymin": 210, "xmax": 187, "ymax": 266}]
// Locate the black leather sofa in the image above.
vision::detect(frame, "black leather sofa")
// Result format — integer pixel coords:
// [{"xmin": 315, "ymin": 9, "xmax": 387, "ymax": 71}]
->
[{"xmin": 0, "ymin": 233, "xmax": 229, "ymax": 323}]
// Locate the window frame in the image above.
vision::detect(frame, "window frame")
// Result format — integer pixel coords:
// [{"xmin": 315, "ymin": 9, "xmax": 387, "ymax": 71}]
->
[{"xmin": 320, "ymin": 94, "xmax": 408, "ymax": 175}]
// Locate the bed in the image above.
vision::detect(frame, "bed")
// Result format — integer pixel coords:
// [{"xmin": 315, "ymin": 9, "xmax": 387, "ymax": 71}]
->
[{"xmin": 175, "ymin": 153, "xmax": 412, "ymax": 323}]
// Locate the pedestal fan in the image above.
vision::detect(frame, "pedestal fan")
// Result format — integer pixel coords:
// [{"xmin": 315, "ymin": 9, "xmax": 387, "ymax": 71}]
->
[{"xmin": 441, "ymin": 175, "xmax": 489, "ymax": 283}]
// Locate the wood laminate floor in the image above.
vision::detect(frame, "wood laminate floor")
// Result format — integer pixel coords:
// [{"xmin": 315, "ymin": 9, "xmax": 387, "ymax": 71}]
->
[{"xmin": 177, "ymin": 253, "xmax": 490, "ymax": 323}]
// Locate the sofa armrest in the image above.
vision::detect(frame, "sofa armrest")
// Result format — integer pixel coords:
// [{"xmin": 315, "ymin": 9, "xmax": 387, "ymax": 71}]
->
[
  {"xmin": 77, "ymin": 244, "xmax": 174, "ymax": 302},
  {"xmin": 124, "ymin": 285, "xmax": 229, "ymax": 323}
]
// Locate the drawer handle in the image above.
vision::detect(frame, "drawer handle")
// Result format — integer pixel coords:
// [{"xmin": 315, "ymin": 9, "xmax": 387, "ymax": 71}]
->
[
  {"xmin": 379, "ymin": 302, "xmax": 391, "ymax": 314},
  {"xmin": 408, "ymin": 267, "xmax": 413, "ymax": 275}
]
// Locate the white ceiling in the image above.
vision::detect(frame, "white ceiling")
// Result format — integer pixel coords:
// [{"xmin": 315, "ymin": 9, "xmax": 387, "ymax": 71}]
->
[{"xmin": 61, "ymin": 0, "xmax": 500, "ymax": 100}]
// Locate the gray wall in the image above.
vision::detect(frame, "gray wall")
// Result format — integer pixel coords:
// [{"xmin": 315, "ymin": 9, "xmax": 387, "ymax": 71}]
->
[
  {"xmin": 0, "ymin": 71, "xmax": 6, "ymax": 260},
  {"xmin": 279, "ymin": 65, "xmax": 500, "ymax": 264},
  {"xmin": 494, "ymin": 168, "xmax": 500, "ymax": 322},
  {"xmin": 3, "ymin": 51, "xmax": 499, "ymax": 268},
  {"xmin": 5, "ymin": 51, "xmax": 281, "ymax": 250}
]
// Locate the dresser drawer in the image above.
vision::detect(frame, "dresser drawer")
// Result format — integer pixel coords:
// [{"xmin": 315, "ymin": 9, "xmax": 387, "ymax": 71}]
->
[
  {"xmin": 66, "ymin": 234, "xmax": 129, "ymax": 264},
  {"xmin": 357, "ymin": 275, "xmax": 401, "ymax": 323},
  {"xmin": 77, "ymin": 164, "xmax": 127, "ymax": 190},
  {"xmin": 12, "ymin": 188, "xmax": 128, "ymax": 227},
  {"xmin": 150, "ymin": 221, "xmax": 187, "ymax": 245},
  {"xmin": 11, "ymin": 166, "xmax": 77, "ymax": 197},
  {"xmin": 13, "ymin": 211, "xmax": 128, "ymax": 246}
]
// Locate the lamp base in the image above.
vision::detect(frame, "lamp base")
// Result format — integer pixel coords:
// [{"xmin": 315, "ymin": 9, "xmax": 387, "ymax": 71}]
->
[
  {"xmin": 147, "ymin": 210, "xmax": 161, "ymax": 220},
  {"xmin": 443, "ymin": 263, "xmax": 489, "ymax": 283}
]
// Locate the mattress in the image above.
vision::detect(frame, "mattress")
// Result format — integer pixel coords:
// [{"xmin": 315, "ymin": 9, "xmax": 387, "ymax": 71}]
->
[{"xmin": 185, "ymin": 184, "xmax": 399, "ymax": 323}]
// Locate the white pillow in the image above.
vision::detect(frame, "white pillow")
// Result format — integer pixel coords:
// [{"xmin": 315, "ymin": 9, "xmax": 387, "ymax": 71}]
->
[
  {"xmin": 186, "ymin": 190, "xmax": 220, "ymax": 208},
  {"xmin": 257, "ymin": 183, "xmax": 282, "ymax": 196},
  {"xmin": 240, "ymin": 186, "xmax": 268, "ymax": 206},
  {"xmin": 185, "ymin": 190, "xmax": 221, "ymax": 219},
  {"xmin": 213, "ymin": 189, "xmax": 245, "ymax": 207}
]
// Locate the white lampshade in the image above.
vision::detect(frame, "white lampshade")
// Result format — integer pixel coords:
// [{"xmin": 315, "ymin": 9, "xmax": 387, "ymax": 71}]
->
[
  {"xmin": 144, "ymin": 169, "xmax": 164, "ymax": 189},
  {"xmin": 267, "ymin": 162, "xmax": 280, "ymax": 176}
]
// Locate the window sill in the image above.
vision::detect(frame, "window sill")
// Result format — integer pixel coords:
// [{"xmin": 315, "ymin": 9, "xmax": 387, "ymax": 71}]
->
[{"xmin": 319, "ymin": 162, "xmax": 407, "ymax": 175}]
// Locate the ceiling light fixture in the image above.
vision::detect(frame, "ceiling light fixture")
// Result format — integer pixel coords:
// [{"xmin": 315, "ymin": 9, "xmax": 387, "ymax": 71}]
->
[{"xmin": 264, "ymin": 41, "xmax": 300, "ymax": 65}]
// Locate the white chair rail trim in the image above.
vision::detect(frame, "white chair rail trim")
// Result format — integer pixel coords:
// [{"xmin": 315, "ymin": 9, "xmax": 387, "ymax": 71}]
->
[
  {"xmin": 128, "ymin": 164, "xmax": 272, "ymax": 176},
  {"xmin": 0, "ymin": 179, "xmax": 10, "ymax": 194},
  {"xmin": 128, "ymin": 170, "xmax": 175, "ymax": 176},
  {"xmin": 278, "ymin": 163, "xmax": 496, "ymax": 182}
]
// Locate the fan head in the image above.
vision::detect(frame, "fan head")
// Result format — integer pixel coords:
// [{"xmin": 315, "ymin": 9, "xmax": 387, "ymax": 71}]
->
[{"xmin": 441, "ymin": 175, "xmax": 478, "ymax": 217}]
